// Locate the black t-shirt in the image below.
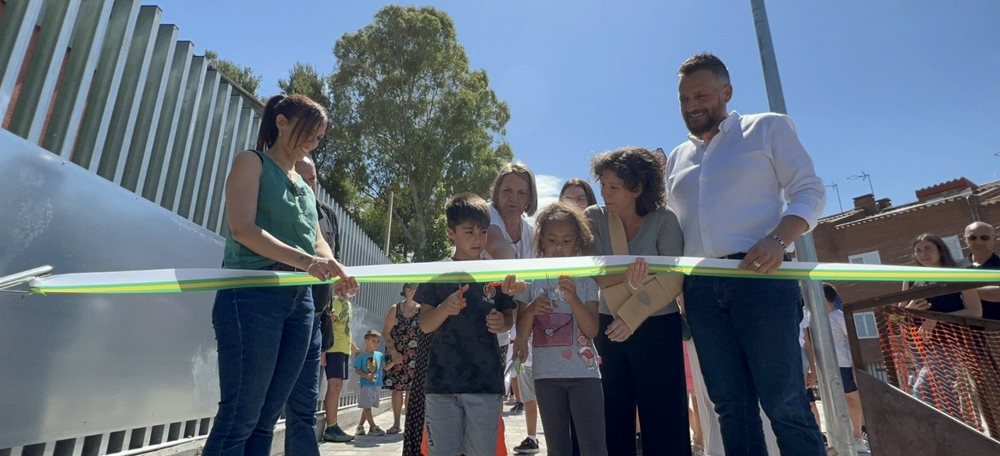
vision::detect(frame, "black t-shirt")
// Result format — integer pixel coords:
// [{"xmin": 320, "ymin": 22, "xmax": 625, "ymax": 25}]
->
[
  {"xmin": 312, "ymin": 201, "xmax": 341, "ymax": 313},
  {"xmin": 907, "ymin": 280, "xmax": 966, "ymax": 314},
  {"xmin": 414, "ymin": 261, "xmax": 517, "ymax": 395},
  {"xmin": 967, "ymin": 252, "xmax": 1000, "ymax": 321}
]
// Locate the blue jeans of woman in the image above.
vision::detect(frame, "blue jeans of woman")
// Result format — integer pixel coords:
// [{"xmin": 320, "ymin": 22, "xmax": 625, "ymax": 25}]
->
[
  {"xmin": 203, "ymin": 285, "xmax": 315, "ymax": 456},
  {"xmin": 283, "ymin": 314, "xmax": 323, "ymax": 456},
  {"xmin": 684, "ymin": 275, "xmax": 825, "ymax": 456}
]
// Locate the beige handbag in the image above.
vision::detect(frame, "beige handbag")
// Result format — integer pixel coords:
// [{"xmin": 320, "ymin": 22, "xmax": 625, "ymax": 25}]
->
[{"xmin": 602, "ymin": 212, "xmax": 684, "ymax": 332}]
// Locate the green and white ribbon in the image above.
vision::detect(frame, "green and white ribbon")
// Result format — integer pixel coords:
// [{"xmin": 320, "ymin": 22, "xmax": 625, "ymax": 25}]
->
[{"xmin": 27, "ymin": 256, "xmax": 1000, "ymax": 295}]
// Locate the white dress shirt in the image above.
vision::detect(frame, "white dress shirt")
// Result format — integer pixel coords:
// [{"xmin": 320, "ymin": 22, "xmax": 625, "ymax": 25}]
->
[{"xmin": 666, "ymin": 112, "xmax": 825, "ymax": 258}]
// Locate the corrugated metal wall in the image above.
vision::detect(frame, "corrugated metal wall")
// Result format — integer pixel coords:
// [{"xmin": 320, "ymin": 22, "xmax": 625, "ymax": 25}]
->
[{"xmin": 0, "ymin": 0, "xmax": 397, "ymax": 454}]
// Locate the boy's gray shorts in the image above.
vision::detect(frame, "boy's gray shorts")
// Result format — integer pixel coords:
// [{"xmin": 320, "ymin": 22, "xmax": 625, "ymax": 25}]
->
[
  {"xmin": 425, "ymin": 393, "xmax": 502, "ymax": 456},
  {"xmin": 359, "ymin": 385, "xmax": 380, "ymax": 409}
]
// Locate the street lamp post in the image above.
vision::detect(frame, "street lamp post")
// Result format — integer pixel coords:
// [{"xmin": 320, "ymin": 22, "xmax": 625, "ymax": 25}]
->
[{"xmin": 749, "ymin": 1, "xmax": 856, "ymax": 455}]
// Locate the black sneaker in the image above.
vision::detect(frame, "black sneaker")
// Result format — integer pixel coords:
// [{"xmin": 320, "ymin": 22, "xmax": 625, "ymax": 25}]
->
[
  {"xmin": 636, "ymin": 433, "xmax": 643, "ymax": 455},
  {"xmin": 511, "ymin": 402, "xmax": 524, "ymax": 413},
  {"xmin": 514, "ymin": 437, "xmax": 540, "ymax": 454}
]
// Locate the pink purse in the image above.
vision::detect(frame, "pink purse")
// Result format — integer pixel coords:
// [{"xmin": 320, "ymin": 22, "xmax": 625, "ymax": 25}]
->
[{"xmin": 533, "ymin": 314, "xmax": 574, "ymax": 347}]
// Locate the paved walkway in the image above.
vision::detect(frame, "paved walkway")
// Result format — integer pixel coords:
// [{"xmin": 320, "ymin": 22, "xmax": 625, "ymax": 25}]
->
[
  {"xmin": 319, "ymin": 400, "xmax": 855, "ymax": 456},
  {"xmin": 319, "ymin": 403, "xmax": 545, "ymax": 456}
]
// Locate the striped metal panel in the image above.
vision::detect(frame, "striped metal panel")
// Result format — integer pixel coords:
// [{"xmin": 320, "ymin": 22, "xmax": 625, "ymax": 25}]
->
[
  {"xmin": 6, "ymin": 0, "xmax": 83, "ymax": 142},
  {"xmin": 42, "ymin": 0, "xmax": 115, "ymax": 157},
  {"xmin": 0, "ymin": 0, "xmax": 45, "ymax": 116},
  {"xmin": 0, "ymin": 0, "xmax": 396, "ymax": 454}
]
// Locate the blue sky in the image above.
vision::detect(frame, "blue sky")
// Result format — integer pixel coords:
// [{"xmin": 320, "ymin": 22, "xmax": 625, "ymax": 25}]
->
[{"xmin": 161, "ymin": 0, "xmax": 1000, "ymax": 216}]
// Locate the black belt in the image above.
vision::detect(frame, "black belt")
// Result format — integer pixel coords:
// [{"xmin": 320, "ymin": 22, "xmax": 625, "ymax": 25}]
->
[
  {"xmin": 263, "ymin": 262, "xmax": 304, "ymax": 272},
  {"xmin": 718, "ymin": 252, "xmax": 791, "ymax": 261}
]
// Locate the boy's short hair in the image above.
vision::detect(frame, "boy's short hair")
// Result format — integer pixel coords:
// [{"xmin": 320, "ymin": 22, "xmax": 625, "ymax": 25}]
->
[
  {"xmin": 364, "ymin": 329, "xmax": 381, "ymax": 340},
  {"xmin": 445, "ymin": 193, "xmax": 491, "ymax": 230}
]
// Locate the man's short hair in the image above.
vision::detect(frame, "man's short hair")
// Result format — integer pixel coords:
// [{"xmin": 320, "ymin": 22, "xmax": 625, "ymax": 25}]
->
[
  {"xmin": 445, "ymin": 193, "xmax": 491, "ymax": 230},
  {"xmin": 678, "ymin": 53, "xmax": 730, "ymax": 85},
  {"xmin": 364, "ymin": 329, "xmax": 381, "ymax": 340},
  {"xmin": 965, "ymin": 221, "xmax": 996, "ymax": 236}
]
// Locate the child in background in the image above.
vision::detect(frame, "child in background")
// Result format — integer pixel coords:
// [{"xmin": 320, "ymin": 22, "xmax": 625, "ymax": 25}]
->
[
  {"xmin": 822, "ymin": 283, "xmax": 870, "ymax": 454},
  {"xmin": 512, "ymin": 202, "xmax": 608, "ymax": 456},
  {"xmin": 354, "ymin": 329, "xmax": 394, "ymax": 436}
]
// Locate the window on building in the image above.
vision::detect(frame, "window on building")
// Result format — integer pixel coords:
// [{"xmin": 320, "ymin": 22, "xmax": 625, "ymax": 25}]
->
[
  {"xmin": 942, "ymin": 235, "xmax": 965, "ymax": 262},
  {"xmin": 854, "ymin": 311, "xmax": 879, "ymax": 339},
  {"xmin": 848, "ymin": 251, "xmax": 882, "ymax": 265}
]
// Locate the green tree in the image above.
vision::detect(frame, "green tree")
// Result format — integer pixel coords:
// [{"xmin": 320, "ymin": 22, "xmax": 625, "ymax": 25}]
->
[
  {"xmin": 278, "ymin": 63, "xmax": 360, "ymax": 210},
  {"xmin": 205, "ymin": 49, "xmax": 262, "ymax": 97},
  {"xmin": 328, "ymin": 5, "xmax": 513, "ymax": 261}
]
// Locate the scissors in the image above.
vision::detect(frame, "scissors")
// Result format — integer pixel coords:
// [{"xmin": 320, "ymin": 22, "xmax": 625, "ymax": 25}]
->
[{"xmin": 545, "ymin": 274, "xmax": 560, "ymax": 309}]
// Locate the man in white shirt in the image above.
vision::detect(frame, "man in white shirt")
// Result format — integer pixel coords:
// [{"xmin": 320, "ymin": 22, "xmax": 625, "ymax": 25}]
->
[{"xmin": 666, "ymin": 53, "xmax": 826, "ymax": 456}]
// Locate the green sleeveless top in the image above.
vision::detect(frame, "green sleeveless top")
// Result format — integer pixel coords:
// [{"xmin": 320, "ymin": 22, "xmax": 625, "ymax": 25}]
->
[{"xmin": 223, "ymin": 150, "xmax": 318, "ymax": 269}]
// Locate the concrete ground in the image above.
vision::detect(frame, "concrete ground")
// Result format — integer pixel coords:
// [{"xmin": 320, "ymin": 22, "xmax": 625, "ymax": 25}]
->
[
  {"xmin": 317, "ymin": 399, "xmax": 866, "ymax": 456},
  {"xmin": 319, "ymin": 401, "xmax": 545, "ymax": 456}
]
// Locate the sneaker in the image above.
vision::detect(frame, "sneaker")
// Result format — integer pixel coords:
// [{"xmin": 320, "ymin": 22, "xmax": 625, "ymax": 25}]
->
[
  {"xmin": 386, "ymin": 425, "xmax": 401, "ymax": 434},
  {"xmin": 511, "ymin": 402, "xmax": 524, "ymax": 413},
  {"xmin": 855, "ymin": 437, "xmax": 871, "ymax": 454},
  {"xmin": 513, "ymin": 437, "xmax": 540, "ymax": 454},
  {"xmin": 322, "ymin": 425, "xmax": 354, "ymax": 442},
  {"xmin": 355, "ymin": 425, "xmax": 366, "ymax": 436},
  {"xmin": 369, "ymin": 425, "xmax": 386, "ymax": 436},
  {"xmin": 636, "ymin": 433, "xmax": 643, "ymax": 455}
]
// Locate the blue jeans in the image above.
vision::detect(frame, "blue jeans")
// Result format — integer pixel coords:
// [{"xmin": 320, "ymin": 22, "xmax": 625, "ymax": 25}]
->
[
  {"xmin": 684, "ymin": 276, "xmax": 824, "ymax": 456},
  {"xmin": 284, "ymin": 314, "xmax": 323, "ymax": 456},
  {"xmin": 203, "ymin": 285, "xmax": 314, "ymax": 456}
]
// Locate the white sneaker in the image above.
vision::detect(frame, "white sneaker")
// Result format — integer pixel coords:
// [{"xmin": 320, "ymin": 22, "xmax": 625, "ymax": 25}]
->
[{"xmin": 854, "ymin": 437, "xmax": 871, "ymax": 454}]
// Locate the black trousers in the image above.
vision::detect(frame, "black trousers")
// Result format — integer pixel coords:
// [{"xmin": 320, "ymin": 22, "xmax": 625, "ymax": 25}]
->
[{"xmin": 595, "ymin": 313, "xmax": 690, "ymax": 456}]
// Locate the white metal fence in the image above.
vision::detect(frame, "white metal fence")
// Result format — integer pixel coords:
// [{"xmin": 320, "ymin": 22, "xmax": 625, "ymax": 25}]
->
[{"xmin": 0, "ymin": 0, "xmax": 396, "ymax": 454}]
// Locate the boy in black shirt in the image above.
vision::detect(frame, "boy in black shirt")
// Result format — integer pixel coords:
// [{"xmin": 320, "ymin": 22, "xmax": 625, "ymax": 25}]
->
[{"xmin": 415, "ymin": 193, "xmax": 517, "ymax": 456}]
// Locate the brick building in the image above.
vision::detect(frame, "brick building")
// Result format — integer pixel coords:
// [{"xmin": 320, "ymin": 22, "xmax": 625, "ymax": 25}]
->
[
  {"xmin": 812, "ymin": 178, "xmax": 1000, "ymax": 365},
  {"xmin": 814, "ymin": 177, "xmax": 1000, "ymax": 302}
]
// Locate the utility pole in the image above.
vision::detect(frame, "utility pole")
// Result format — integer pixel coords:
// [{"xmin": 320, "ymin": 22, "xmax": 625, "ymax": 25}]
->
[
  {"xmin": 383, "ymin": 191, "xmax": 394, "ymax": 256},
  {"xmin": 749, "ymin": 1, "xmax": 856, "ymax": 455}
]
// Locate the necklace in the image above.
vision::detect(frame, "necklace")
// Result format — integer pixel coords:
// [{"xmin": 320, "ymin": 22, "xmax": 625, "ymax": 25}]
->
[{"xmin": 264, "ymin": 149, "xmax": 298, "ymax": 182}]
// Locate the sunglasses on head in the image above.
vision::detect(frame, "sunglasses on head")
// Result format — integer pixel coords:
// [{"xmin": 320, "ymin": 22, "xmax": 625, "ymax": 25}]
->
[{"xmin": 967, "ymin": 235, "xmax": 992, "ymax": 241}]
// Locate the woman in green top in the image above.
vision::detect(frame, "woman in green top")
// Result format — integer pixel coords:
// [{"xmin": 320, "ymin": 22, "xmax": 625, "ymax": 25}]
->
[{"xmin": 204, "ymin": 94, "xmax": 358, "ymax": 456}]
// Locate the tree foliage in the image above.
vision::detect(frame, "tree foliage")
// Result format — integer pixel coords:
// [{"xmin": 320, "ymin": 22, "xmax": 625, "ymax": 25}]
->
[
  {"xmin": 327, "ymin": 5, "xmax": 513, "ymax": 262},
  {"xmin": 278, "ymin": 63, "xmax": 361, "ymax": 211},
  {"xmin": 205, "ymin": 49, "xmax": 263, "ymax": 98}
]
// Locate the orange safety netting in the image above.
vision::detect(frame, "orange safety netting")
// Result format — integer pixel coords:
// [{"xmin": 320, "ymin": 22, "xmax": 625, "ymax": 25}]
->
[{"xmin": 878, "ymin": 306, "xmax": 1000, "ymax": 438}]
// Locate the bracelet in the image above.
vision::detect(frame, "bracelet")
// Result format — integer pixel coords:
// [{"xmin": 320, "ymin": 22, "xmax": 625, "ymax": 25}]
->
[{"xmin": 766, "ymin": 233, "xmax": 787, "ymax": 249}]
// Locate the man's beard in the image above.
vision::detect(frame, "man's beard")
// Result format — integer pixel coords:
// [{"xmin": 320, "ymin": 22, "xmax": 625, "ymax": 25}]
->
[{"xmin": 684, "ymin": 105, "xmax": 725, "ymax": 137}]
